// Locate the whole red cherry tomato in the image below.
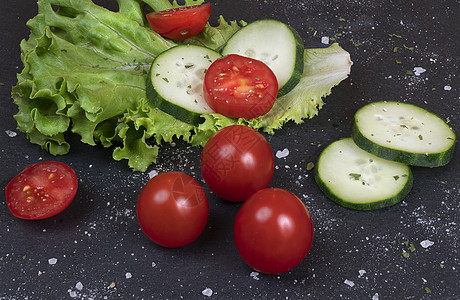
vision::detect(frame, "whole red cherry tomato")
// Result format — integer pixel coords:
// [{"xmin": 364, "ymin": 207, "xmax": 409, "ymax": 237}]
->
[
  {"xmin": 146, "ymin": 3, "xmax": 211, "ymax": 40},
  {"xmin": 5, "ymin": 161, "xmax": 78, "ymax": 220},
  {"xmin": 200, "ymin": 125, "xmax": 274, "ymax": 202},
  {"xmin": 234, "ymin": 188, "xmax": 314, "ymax": 274},
  {"xmin": 203, "ymin": 54, "xmax": 278, "ymax": 119},
  {"xmin": 137, "ymin": 172, "xmax": 209, "ymax": 248}
]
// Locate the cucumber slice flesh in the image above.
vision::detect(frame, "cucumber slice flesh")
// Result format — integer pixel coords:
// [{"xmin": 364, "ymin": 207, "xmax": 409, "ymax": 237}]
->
[
  {"xmin": 146, "ymin": 45, "xmax": 221, "ymax": 125},
  {"xmin": 221, "ymin": 19, "xmax": 304, "ymax": 97},
  {"xmin": 315, "ymin": 138, "xmax": 413, "ymax": 210},
  {"xmin": 352, "ymin": 101, "xmax": 456, "ymax": 167}
]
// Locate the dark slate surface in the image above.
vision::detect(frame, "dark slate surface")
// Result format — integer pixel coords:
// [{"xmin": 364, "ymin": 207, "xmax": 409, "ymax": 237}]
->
[{"xmin": 1, "ymin": 0, "xmax": 458, "ymax": 299}]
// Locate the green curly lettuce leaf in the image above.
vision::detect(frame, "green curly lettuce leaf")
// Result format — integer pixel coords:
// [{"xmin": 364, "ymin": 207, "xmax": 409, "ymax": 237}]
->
[
  {"xmin": 254, "ymin": 43, "xmax": 353, "ymax": 133},
  {"xmin": 12, "ymin": 0, "xmax": 351, "ymax": 171}
]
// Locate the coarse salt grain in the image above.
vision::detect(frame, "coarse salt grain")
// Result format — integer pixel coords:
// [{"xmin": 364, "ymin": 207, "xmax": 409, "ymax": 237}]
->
[
  {"xmin": 444, "ymin": 85, "xmax": 452, "ymax": 91},
  {"xmin": 275, "ymin": 148, "xmax": 289, "ymax": 159},
  {"xmin": 48, "ymin": 258, "xmax": 58, "ymax": 265},
  {"xmin": 148, "ymin": 170, "xmax": 159, "ymax": 179},
  {"xmin": 5, "ymin": 130, "xmax": 17, "ymax": 137},
  {"xmin": 202, "ymin": 288, "xmax": 213, "ymax": 297},
  {"xmin": 125, "ymin": 272, "xmax": 132, "ymax": 279},
  {"xmin": 413, "ymin": 67, "xmax": 426, "ymax": 76},
  {"xmin": 420, "ymin": 240, "xmax": 434, "ymax": 248},
  {"xmin": 68, "ymin": 290, "xmax": 77, "ymax": 298},
  {"xmin": 75, "ymin": 282, "xmax": 83, "ymax": 291},
  {"xmin": 321, "ymin": 36, "xmax": 330, "ymax": 44},
  {"xmin": 344, "ymin": 279, "xmax": 355, "ymax": 287}
]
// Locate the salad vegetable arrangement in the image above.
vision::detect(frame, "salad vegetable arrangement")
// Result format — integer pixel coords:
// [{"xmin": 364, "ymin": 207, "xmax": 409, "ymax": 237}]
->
[
  {"xmin": 6, "ymin": 0, "xmax": 457, "ymax": 276},
  {"xmin": 11, "ymin": 0, "xmax": 352, "ymax": 172}
]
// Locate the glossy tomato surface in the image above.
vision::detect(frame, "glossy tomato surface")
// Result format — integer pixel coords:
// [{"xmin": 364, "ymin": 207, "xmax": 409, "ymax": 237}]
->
[
  {"xmin": 234, "ymin": 188, "xmax": 314, "ymax": 274},
  {"xmin": 200, "ymin": 125, "xmax": 274, "ymax": 202},
  {"xmin": 203, "ymin": 54, "xmax": 278, "ymax": 119},
  {"xmin": 5, "ymin": 161, "xmax": 78, "ymax": 220},
  {"xmin": 137, "ymin": 172, "xmax": 209, "ymax": 248},
  {"xmin": 146, "ymin": 3, "xmax": 211, "ymax": 40}
]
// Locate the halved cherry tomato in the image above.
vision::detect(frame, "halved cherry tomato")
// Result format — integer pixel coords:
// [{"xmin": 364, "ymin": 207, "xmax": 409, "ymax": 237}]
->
[
  {"xmin": 200, "ymin": 125, "xmax": 274, "ymax": 202},
  {"xmin": 5, "ymin": 161, "xmax": 78, "ymax": 220},
  {"xmin": 203, "ymin": 54, "xmax": 278, "ymax": 119},
  {"xmin": 234, "ymin": 188, "xmax": 314, "ymax": 274},
  {"xmin": 137, "ymin": 172, "xmax": 209, "ymax": 248},
  {"xmin": 146, "ymin": 3, "xmax": 211, "ymax": 40}
]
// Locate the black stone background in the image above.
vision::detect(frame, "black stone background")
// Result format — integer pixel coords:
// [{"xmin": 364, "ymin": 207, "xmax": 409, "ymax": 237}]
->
[{"xmin": 0, "ymin": 0, "xmax": 458, "ymax": 299}]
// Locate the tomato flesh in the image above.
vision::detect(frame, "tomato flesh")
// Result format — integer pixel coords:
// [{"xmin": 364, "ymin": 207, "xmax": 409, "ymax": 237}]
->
[
  {"xmin": 203, "ymin": 54, "xmax": 278, "ymax": 119},
  {"xmin": 137, "ymin": 172, "xmax": 209, "ymax": 248},
  {"xmin": 5, "ymin": 161, "xmax": 78, "ymax": 220},
  {"xmin": 200, "ymin": 125, "xmax": 274, "ymax": 202},
  {"xmin": 146, "ymin": 3, "xmax": 211, "ymax": 40},
  {"xmin": 234, "ymin": 188, "xmax": 314, "ymax": 274}
]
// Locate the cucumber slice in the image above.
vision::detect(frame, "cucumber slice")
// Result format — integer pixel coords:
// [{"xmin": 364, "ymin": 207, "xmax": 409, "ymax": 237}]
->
[
  {"xmin": 351, "ymin": 101, "xmax": 456, "ymax": 167},
  {"xmin": 146, "ymin": 45, "xmax": 222, "ymax": 125},
  {"xmin": 315, "ymin": 138, "xmax": 413, "ymax": 210},
  {"xmin": 221, "ymin": 19, "xmax": 304, "ymax": 97}
]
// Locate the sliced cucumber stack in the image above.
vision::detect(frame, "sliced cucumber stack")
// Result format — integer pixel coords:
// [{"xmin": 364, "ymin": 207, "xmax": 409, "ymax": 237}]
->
[
  {"xmin": 315, "ymin": 138, "xmax": 413, "ymax": 210},
  {"xmin": 351, "ymin": 101, "xmax": 456, "ymax": 167},
  {"xmin": 221, "ymin": 19, "xmax": 304, "ymax": 97},
  {"xmin": 146, "ymin": 45, "xmax": 222, "ymax": 125}
]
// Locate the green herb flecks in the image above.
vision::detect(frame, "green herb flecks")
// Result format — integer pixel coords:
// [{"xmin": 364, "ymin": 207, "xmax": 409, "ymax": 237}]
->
[
  {"xmin": 403, "ymin": 44, "xmax": 414, "ymax": 51},
  {"xmin": 349, "ymin": 173, "xmax": 362, "ymax": 180},
  {"xmin": 349, "ymin": 39, "xmax": 362, "ymax": 47},
  {"xmin": 389, "ymin": 33, "xmax": 403, "ymax": 38}
]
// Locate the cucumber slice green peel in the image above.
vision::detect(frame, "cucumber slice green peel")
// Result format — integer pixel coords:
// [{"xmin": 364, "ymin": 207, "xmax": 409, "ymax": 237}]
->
[
  {"xmin": 351, "ymin": 101, "xmax": 456, "ymax": 167},
  {"xmin": 221, "ymin": 19, "xmax": 304, "ymax": 97},
  {"xmin": 315, "ymin": 138, "xmax": 413, "ymax": 210},
  {"xmin": 146, "ymin": 45, "xmax": 222, "ymax": 126}
]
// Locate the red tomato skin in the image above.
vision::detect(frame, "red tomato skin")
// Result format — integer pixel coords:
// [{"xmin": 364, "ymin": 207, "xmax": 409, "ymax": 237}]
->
[
  {"xmin": 5, "ymin": 161, "xmax": 78, "ymax": 220},
  {"xmin": 146, "ymin": 3, "xmax": 211, "ymax": 40},
  {"xmin": 234, "ymin": 188, "xmax": 314, "ymax": 274},
  {"xmin": 200, "ymin": 125, "xmax": 274, "ymax": 202},
  {"xmin": 137, "ymin": 172, "xmax": 209, "ymax": 248},
  {"xmin": 203, "ymin": 54, "xmax": 278, "ymax": 119}
]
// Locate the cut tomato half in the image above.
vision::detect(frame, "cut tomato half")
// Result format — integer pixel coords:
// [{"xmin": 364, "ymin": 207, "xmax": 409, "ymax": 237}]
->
[
  {"xmin": 146, "ymin": 3, "xmax": 211, "ymax": 40},
  {"xmin": 5, "ymin": 161, "xmax": 78, "ymax": 220},
  {"xmin": 203, "ymin": 54, "xmax": 278, "ymax": 119}
]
